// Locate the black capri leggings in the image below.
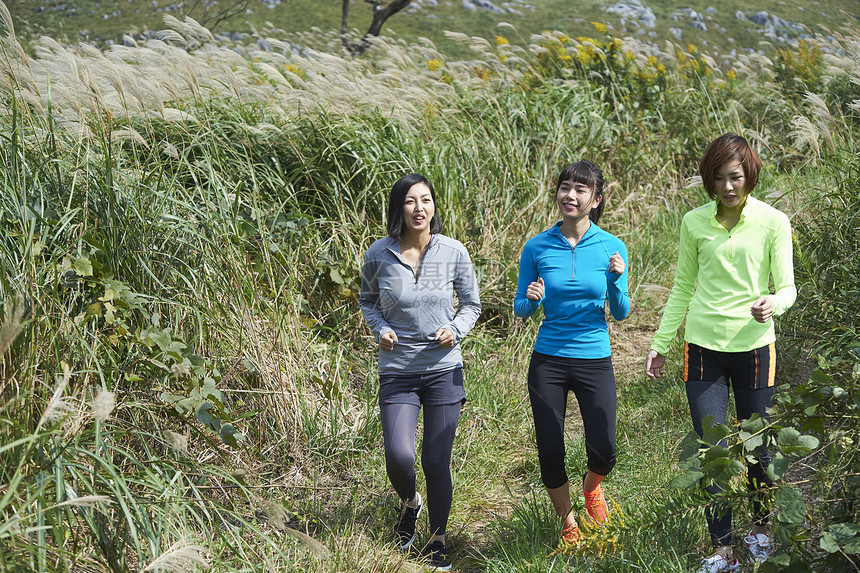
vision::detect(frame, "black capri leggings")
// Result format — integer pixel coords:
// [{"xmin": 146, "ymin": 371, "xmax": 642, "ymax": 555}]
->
[{"xmin": 527, "ymin": 351, "xmax": 617, "ymax": 489}]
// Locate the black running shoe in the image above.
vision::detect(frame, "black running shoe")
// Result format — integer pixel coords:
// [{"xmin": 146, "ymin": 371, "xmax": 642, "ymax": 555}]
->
[
  {"xmin": 393, "ymin": 492, "xmax": 422, "ymax": 550},
  {"xmin": 425, "ymin": 539, "xmax": 452, "ymax": 571}
]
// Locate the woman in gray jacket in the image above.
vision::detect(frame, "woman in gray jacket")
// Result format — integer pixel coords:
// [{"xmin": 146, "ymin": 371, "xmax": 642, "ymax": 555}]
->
[{"xmin": 359, "ymin": 173, "xmax": 481, "ymax": 571}]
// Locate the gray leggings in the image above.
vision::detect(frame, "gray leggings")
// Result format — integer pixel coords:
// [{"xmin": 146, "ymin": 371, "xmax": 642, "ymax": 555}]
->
[
  {"xmin": 687, "ymin": 379, "xmax": 774, "ymax": 548},
  {"xmin": 380, "ymin": 401, "xmax": 461, "ymax": 536}
]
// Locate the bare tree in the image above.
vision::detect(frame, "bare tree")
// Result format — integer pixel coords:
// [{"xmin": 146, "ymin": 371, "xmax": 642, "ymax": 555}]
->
[
  {"xmin": 181, "ymin": 0, "xmax": 254, "ymax": 33},
  {"xmin": 341, "ymin": 0, "xmax": 413, "ymax": 54}
]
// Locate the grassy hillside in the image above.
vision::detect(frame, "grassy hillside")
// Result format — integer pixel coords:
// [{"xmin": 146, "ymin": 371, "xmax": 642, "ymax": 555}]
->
[
  {"xmin": 7, "ymin": 0, "xmax": 860, "ymax": 59},
  {"xmin": 1, "ymin": 3, "xmax": 859, "ymax": 572}
]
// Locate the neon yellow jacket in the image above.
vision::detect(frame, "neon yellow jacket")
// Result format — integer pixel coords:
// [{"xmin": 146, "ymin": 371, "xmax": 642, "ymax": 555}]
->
[{"xmin": 650, "ymin": 196, "xmax": 796, "ymax": 355}]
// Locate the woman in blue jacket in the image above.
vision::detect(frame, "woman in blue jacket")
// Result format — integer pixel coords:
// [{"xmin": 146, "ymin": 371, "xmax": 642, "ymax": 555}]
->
[
  {"xmin": 359, "ymin": 173, "xmax": 481, "ymax": 571},
  {"xmin": 514, "ymin": 160, "xmax": 629, "ymax": 544}
]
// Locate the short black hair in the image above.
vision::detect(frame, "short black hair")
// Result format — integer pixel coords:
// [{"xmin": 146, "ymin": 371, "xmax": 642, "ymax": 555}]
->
[
  {"xmin": 556, "ymin": 160, "xmax": 606, "ymax": 224},
  {"xmin": 386, "ymin": 173, "xmax": 443, "ymax": 240}
]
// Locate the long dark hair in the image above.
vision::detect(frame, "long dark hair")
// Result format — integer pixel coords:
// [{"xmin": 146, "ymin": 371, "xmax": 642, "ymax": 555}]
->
[
  {"xmin": 555, "ymin": 160, "xmax": 606, "ymax": 224},
  {"xmin": 386, "ymin": 173, "xmax": 443, "ymax": 240}
]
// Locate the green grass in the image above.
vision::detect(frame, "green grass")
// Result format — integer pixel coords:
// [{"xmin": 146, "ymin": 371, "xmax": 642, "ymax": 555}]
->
[{"xmin": 0, "ymin": 7, "xmax": 858, "ymax": 572}]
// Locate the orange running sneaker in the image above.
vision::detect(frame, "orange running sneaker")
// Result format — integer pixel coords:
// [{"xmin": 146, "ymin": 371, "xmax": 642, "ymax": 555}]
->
[
  {"xmin": 583, "ymin": 483, "xmax": 609, "ymax": 524},
  {"xmin": 561, "ymin": 523, "xmax": 580, "ymax": 544}
]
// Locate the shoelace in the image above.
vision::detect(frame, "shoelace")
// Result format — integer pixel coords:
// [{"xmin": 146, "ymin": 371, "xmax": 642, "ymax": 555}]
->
[
  {"xmin": 428, "ymin": 541, "xmax": 449, "ymax": 563},
  {"xmin": 697, "ymin": 554, "xmax": 738, "ymax": 573},
  {"xmin": 744, "ymin": 532, "xmax": 771, "ymax": 561},
  {"xmin": 583, "ymin": 486, "xmax": 608, "ymax": 521},
  {"xmin": 561, "ymin": 524, "xmax": 580, "ymax": 544}
]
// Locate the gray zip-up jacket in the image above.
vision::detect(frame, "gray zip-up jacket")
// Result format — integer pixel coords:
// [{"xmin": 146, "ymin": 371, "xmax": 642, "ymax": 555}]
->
[{"xmin": 359, "ymin": 234, "xmax": 482, "ymax": 375}]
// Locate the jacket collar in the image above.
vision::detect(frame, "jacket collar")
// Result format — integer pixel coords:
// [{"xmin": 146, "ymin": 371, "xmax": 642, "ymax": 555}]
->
[
  {"xmin": 549, "ymin": 220, "xmax": 598, "ymax": 243},
  {"xmin": 706, "ymin": 195, "xmax": 760, "ymax": 226},
  {"xmin": 383, "ymin": 234, "xmax": 439, "ymax": 258}
]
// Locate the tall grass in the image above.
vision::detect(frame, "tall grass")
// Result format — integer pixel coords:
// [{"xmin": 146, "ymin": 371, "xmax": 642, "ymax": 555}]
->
[{"xmin": 1, "ymin": 9, "xmax": 858, "ymax": 572}]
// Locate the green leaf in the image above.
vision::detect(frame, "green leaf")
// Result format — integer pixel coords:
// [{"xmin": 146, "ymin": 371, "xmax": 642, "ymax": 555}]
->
[
  {"xmin": 827, "ymin": 522, "xmax": 860, "ymax": 542},
  {"xmin": 777, "ymin": 427, "xmax": 800, "ymax": 448},
  {"xmin": 149, "ymin": 329, "xmax": 172, "ymax": 352},
  {"xmin": 165, "ymin": 341, "xmax": 187, "ymax": 356},
  {"xmin": 678, "ymin": 455, "xmax": 702, "ymax": 471},
  {"xmin": 160, "ymin": 392, "xmax": 192, "ymax": 414},
  {"xmin": 100, "ymin": 287, "xmax": 117, "ymax": 303},
  {"xmin": 104, "ymin": 302, "xmax": 116, "ymax": 324},
  {"xmin": 702, "ymin": 444, "xmax": 730, "ymax": 462},
  {"xmin": 797, "ymin": 435, "xmax": 819, "ymax": 450},
  {"xmin": 740, "ymin": 430, "xmax": 764, "ymax": 452},
  {"xmin": 774, "ymin": 485, "xmax": 807, "ymax": 524},
  {"xmin": 329, "ymin": 268, "xmax": 343, "ymax": 284},
  {"xmin": 843, "ymin": 538, "xmax": 860, "ymax": 554},
  {"xmin": 195, "ymin": 403, "xmax": 221, "ymax": 433},
  {"xmin": 809, "ymin": 369, "xmax": 829, "ymax": 384},
  {"xmin": 670, "ymin": 471, "xmax": 704, "ymax": 489},
  {"xmin": 820, "ymin": 532, "xmax": 840, "ymax": 553},
  {"xmin": 679, "ymin": 430, "xmax": 702, "ymax": 460},
  {"xmin": 85, "ymin": 302, "xmax": 102, "ymax": 317},
  {"xmin": 201, "ymin": 377, "xmax": 224, "ymax": 404},
  {"xmin": 73, "ymin": 257, "xmax": 93, "ymax": 276},
  {"xmin": 739, "ymin": 415, "xmax": 766, "ymax": 433},
  {"xmin": 220, "ymin": 423, "xmax": 244, "ymax": 448},
  {"xmin": 703, "ymin": 457, "xmax": 745, "ymax": 481},
  {"xmin": 702, "ymin": 421, "xmax": 730, "ymax": 445}
]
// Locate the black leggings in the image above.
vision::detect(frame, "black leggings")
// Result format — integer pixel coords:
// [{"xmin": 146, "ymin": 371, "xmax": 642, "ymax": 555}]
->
[
  {"xmin": 527, "ymin": 351, "xmax": 617, "ymax": 489},
  {"xmin": 380, "ymin": 401, "xmax": 461, "ymax": 535}
]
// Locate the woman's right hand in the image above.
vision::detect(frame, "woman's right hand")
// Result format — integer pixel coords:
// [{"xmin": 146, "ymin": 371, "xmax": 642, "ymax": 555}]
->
[
  {"xmin": 526, "ymin": 277, "xmax": 545, "ymax": 301},
  {"xmin": 644, "ymin": 350, "xmax": 666, "ymax": 380},
  {"xmin": 380, "ymin": 331, "xmax": 398, "ymax": 352}
]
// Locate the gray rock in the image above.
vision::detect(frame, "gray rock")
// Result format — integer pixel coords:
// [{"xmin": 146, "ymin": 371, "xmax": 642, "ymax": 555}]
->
[
  {"xmin": 605, "ymin": 1, "xmax": 657, "ymax": 29},
  {"xmin": 469, "ymin": 0, "xmax": 505, "ymax": 13},
  {"xmin": 751, "ymin": 11, "xmax": 770, "ymax": 26}
]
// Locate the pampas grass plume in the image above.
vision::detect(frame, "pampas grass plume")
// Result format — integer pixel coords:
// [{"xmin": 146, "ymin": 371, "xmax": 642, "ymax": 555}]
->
[
  {"xmin": 143, "ymin": 538, "xmax": 210, "ymax": 572},
  {"xmin": 91, "ymin": 390, "xmax": 116, "ymax": 423}
]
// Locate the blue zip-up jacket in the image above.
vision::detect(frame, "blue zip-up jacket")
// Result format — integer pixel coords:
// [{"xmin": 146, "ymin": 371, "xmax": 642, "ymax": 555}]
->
[
  {"xmin": 514, "ymin": 222, "xmax": 629, "ymax": 358},
  {"xmin": 359, "ymin": 234, "xmax": 481, "ymax": 375}
]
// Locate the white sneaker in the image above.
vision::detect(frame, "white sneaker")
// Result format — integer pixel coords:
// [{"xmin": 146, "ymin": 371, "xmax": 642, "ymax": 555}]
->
[
  {"xmin": 744, "ymin": 531, "xmax": 772, "ymax": 562},
  {"xmin": 695, "ymin": 554, "xmax": 739, "ymax": 573}
]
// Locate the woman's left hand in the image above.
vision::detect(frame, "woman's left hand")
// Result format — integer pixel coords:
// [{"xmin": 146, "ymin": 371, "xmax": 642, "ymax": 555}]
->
[
  {"xmin": 751, "ymin": 296, "xmax": 774, "ymax": 323},
  {"xmin": 608, "ymin": 252, "xmax": 625, "ymax": 275},
  {"xmin": 435, "ymin": 328, "xmax": 455, "ymax": 348}
]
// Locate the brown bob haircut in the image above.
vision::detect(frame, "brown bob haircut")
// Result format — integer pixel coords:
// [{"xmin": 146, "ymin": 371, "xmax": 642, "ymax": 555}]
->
[{"xmin": 699, "ymin": 134, "xmax": 762, "ymax": 199}]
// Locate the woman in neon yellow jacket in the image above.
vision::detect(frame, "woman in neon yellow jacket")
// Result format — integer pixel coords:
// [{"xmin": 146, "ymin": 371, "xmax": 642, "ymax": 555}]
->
[{"xmin": 645, "ymin": 134, "xmax": 796, "ymax": 573}]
